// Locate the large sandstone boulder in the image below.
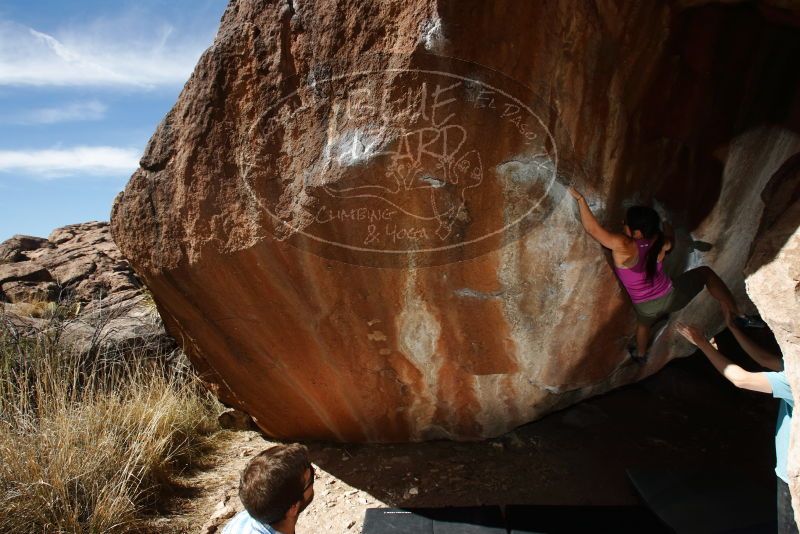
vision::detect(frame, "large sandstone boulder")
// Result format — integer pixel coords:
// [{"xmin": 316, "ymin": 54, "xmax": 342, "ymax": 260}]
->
[
  {"xmin": 111, "ymin": 0, "xmax": 800, "ymax": 441},
  {"xmin": 745, "ymin": 154, "xmax": 800, "ymax": 524}
]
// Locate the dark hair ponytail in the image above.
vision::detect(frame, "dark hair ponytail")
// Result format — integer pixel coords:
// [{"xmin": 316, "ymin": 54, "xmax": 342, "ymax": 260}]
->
[
  {"xmin": 645, "ymin": 230, "xmax": 664, "ymax": 283},
  {"xmin": 625, "ymin": 206, "xmax": 664, "ymax": 284}
]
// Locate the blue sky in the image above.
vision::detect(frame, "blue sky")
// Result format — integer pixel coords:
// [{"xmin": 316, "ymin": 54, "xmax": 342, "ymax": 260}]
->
[{"xmin": 0, "ymin": 0, "xmax": 228, "ymax": 241}]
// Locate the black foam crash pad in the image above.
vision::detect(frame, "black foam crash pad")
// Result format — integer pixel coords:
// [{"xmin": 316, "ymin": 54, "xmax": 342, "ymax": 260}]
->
[
  {"xmin": 626, "ymin": 468, "xmax": 776, "ymax": 533},
  {"xmin": 506, "ymin": 504, "xmax": 670, "ymax": 533},
  {"xmin": 362, "ymin": 506, "xmax": 506, "ymax": 533},
  {"xmin": 363, "ymin": 504, "xmax": 669, "ymax": 533}
]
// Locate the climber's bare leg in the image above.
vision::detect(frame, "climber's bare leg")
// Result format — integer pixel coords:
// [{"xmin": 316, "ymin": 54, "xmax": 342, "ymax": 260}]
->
[
  {"xmin": 636, "ymin": 322, "xmax": 650, "ymax": 356},
  {"xmin": 696, "ymin": 266, "xmax": 741, "ymax": 316}
]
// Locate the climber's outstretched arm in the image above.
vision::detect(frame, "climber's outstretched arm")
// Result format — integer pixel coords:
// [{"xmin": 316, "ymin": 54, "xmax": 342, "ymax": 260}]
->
[
  {"xmin": 568, "ymin": 186, "xmax": 629, "ymax": 252},
  {"xmin": 676, "ymin": 322, "xmax": 772, "ymax": 393}
]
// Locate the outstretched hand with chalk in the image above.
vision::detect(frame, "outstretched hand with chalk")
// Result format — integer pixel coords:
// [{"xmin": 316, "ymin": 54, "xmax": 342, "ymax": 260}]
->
[{"xmin": 568, "ymin": 186, "xmax": 584, "ymax": 200}]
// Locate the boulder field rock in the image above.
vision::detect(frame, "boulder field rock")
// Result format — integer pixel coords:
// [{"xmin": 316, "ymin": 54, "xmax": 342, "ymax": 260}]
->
[
  {"xmin": 0, "ymin": 222, "xmax": 171, "ymax": 354},
  {"xmin": 111, "ymin": 0, "xmax": 800, "ymax": 442},
  {"xmin": 744, "ymin": 154, "xmax": 800, "ymax": 522}
]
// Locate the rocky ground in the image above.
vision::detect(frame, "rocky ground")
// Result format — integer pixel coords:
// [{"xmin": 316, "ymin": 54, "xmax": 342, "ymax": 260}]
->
[{"xmin": 160, "ymin": 332, "xmax": 778, "ymax": 533}]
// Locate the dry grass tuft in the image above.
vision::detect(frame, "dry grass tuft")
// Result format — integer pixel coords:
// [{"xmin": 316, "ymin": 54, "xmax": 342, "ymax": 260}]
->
[
  {"xmin": 139, "ymin": 289, "xmax": 158, "ymax": 311},
  {"xmin": 9, "ymin": 298, "xmax": 56, "ymax": 318},
  {"xmin": 0, "ymin": 301, "xmax": 222, "ymax": 533}
]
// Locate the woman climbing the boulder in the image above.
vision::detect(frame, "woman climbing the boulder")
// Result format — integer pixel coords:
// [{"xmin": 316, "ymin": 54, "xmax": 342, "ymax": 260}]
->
[{"xmin": 567, "ymin": 186, "xmax": 764, "ymax": 362}]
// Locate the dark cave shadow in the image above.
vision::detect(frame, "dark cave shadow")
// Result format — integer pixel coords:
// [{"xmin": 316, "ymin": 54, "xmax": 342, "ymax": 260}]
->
[
  {"xmin": 744, "ymin": 152, "xmax": 800, "ymax": 275},
  {"xmin": 632, "ymin": 3, "xmax": 800, "ymax": 267},
  {"xmin": 649, "ymin": 3, "xmax": 800, "ymax": 223}
]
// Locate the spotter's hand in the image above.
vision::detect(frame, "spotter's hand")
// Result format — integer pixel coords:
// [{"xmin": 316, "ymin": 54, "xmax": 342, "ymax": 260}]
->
[{"xmin": 675, "ymin": 322, "xmax": 706, "ymax": 346}]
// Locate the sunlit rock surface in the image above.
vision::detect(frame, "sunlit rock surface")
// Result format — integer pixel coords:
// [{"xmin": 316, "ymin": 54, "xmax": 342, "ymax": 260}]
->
[
  {"xmin": 745, "ymin": 153, "xmax": 800, "ymax": 524},
  {"xmin": 0, "ymin": 222, "xmax": 172, "ymax": 354},
  {"xmin": 111, "ymin": 0, "xmax": 800, "ymax": 441}
]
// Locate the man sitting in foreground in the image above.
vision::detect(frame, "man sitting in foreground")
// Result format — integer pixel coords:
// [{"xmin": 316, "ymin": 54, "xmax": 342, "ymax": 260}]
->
[{"xmin": 222, "ymin": 443, "xmax": 316, "ymax": 534}]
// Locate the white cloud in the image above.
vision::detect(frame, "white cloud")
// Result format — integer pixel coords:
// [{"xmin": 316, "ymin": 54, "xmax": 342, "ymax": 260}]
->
[
  {"xmin": 6, "ymin": 100, "xmax": 108, "ymax": 125},
  {"xmin": 0, "ymin": 16, "xmax": 214, "ymax": 88},
  {"xmin": 0, "ymin": 146, "xmax": 140, "ymax": 179}
]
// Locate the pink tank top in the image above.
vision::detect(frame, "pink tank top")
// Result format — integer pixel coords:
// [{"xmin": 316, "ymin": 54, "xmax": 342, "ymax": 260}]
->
[{"xmin": 614, "ymin": 238, "xmax": 673, "ymax": 303}]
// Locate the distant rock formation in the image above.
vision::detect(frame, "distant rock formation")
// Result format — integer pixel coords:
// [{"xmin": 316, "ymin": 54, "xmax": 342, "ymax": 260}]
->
[
  {"xmin": 111, "ymin": 0, "xmax": 800, "ymax": 442},
  {"xmin": 0, "ymin": 222, "xmax": 172, "ymax": 354}
]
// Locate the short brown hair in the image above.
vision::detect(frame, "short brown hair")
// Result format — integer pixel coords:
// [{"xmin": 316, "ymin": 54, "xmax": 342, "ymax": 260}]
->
[{"xmin": 239, "ymin": 444, "xmax": 310, "ymax": 524}]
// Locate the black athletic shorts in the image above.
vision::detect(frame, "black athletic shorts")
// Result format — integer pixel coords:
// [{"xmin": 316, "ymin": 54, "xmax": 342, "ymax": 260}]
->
[{"xmin": 631, "ymin": 267, "xmax": 706, "ymax": 327}]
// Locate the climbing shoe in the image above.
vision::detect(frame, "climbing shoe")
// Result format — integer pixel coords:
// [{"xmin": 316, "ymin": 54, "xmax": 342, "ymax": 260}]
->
[
  {"xmin": 733, "ymin": 314, "xmax": 768, "ymax": 329},
  {"xmin": 628, "ymin": 345, "xmax": 649, "ymax": 365}
]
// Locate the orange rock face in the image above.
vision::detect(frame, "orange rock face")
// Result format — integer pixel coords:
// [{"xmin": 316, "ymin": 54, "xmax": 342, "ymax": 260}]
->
[{"xmin": 111, "ymin": 0, "xmax": 800, "ymax": 441}]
